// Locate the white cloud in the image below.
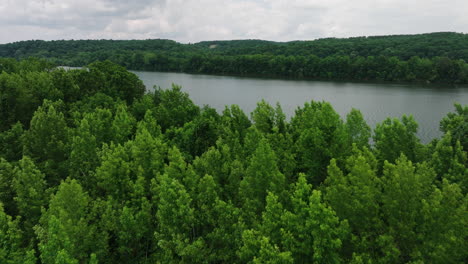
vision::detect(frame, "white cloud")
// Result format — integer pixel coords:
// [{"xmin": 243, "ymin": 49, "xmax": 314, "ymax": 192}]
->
[{"xmin": 0, "ymin": 0, "xmax": 466, "ymax": 43}]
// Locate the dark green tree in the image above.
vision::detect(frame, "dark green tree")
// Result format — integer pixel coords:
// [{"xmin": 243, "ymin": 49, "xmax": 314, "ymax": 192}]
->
[
  {"xmin": 430, "ymin": 132, "xmax": 467, "ymax": 193},
  {"xmin": 155, "ymin": 174, "xmax": 204, "ymax": 263},
  {"xmin": 373, "ymin": 115, "xmax": 423, "ymax": 166},
  {"xmin": 23, "ymin": 100, "xmax": 69, "ymax": 185},
  {"xmin": 380, "ymin": 155, "xmax": 435, "ymax": 262},
  {"xmin": 292, "ymin": 101, "xmax": 348, "ymax": 185},
  {"xmin": 0, "ymin": 159, "xmax": 16, "ymax": 216},
  {"xmin": 281, "ymin": 174, "xmax": 349, "ymax": 263},
  {"xmin": 12, "ymin": 156, "xmax": 47, "ymax": 244},
  {"xmin": 345, "ymin": 108, "xmax": 371, "ymax": 148},
  {"xmin": 0, "ymin": 203, "xmax": 37, "ymax": 264},
  {"xmin": 0, "ymin": 122, "xmax": 24, "ymax": 161},
  {"xmin": 239, "ymin": 138, "xmax": 285, "ymax": 226},
  {"xmin": 36, "ymin": 179, "xmax": 101, "ymax": 264},
  {"xmin": 440, "ymin": 103, "xmax": 468, "ymax": 151}
]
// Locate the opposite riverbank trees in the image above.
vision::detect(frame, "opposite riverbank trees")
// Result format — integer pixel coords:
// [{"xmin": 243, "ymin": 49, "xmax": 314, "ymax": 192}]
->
[{"xmin": 1, "ymin": 32, "xmax": 468, "ymax": 84}]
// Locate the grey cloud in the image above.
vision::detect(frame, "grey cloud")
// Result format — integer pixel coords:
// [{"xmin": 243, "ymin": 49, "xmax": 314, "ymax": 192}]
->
[
  {"xmin": 0, "ymin": 0, "xmax": 466, "ymax": 44},
  {"xmin": 0, "ymin": 0, "xmax": 165, "ymax": 31}
]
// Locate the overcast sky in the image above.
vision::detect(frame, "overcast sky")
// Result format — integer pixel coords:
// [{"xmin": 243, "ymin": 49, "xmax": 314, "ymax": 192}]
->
[{"xmin": 0, "ymin": 0, "xmax": 466, "ymax": 44}]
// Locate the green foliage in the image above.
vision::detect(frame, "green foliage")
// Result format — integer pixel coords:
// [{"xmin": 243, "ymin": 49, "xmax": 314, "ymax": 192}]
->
[
  {"xmin": 36, "ymin": 179, "xmax": 101, "ymax": 264},
  {"xmin": 281, "ymin": 175, "xmax": 349, "ymax": 263},
  {"xmin": 380, "ymin": 155, "xmax": 435, "ymax": 261},
  {"xmin": 241, "ymin": 175, "xmax": 349, "ymax": 263},
  {"xmin": 0, "ymin": 122, "xmax": 24, "ymax": 161},
  {"xmin": 440, "ymin": 103, "xmax": 468, "ymax": 151},
  {"xmin": 23, "ymin": 100, "xmax": 69, "ymax": 184},
  {"xmin": 373, "ymin": 115, "xmax": 422, "ymax": 166},
  {"xmin": 193, "ymin": 142, "xmax": 244, "ymax": 201},
  {"xmin": 117, "ymin": 196, "xmax": 153, "ymax": 262},
  {"xmin": 12, "ymin": 156, "xmax": 47, "ymax": 243},
  {"xmin": 0, "ymin": 159, "xmax": 16, "ymax": 215},
  {"xmin": 95, "ymin": 143, "xmax": 133, "ymax": 201},
  {"xmin": 222, "ymin": 104, "xmax": 251, "ymax": 137},
  {"xmin": 292, "ymin": 101, "xmax": 348, "ymax": 185},
  {"xmin": 239, "ymin": 229, "xmax": 293, "ymax": 264},
  {"xmin": 87, "ymin": 60, "xmax": 145, "ymax": 104},
  {"xmin": 345, "ymin": 108, "xmax": 371, "ymax": 148},
  {"xmin": 418, "ymin": 180, "xmax": 467, "ymax": 263},
  {"xmin": 430, "ymin": 132, "xmax": 468, "ymax": 193},
  {"xmin": 240, "ymin": 138, "xmax": 285, "ymax": 226},
  {"xmin": 3, "ymin": 33, "xmax": 468, "ymax": 83},
  {"xmin": 324, "ymin": 148, "xmax": 383, "ymax": 261},
  {"xmin": 0, "ymin": 58, "xmax": 466, "ymax": 263},
  {"xmin": 325, "ymin": 151, "xmax": 381, "ymax": 234},
  {"xmin": 153, "ymin": 85, "xmax": 200, "ymax": 132},
  {"xmin": 0, "ymin": 203, "xmax": 37, "ymax": 264},
  {"xmin": 251, "ymin": 100, "xmax": 286, "ymax": 134},
  {"xmin": 111, "ymin": 103, "xmax": 136, "ymax": 144},
  {"xmin": 168, "ymin": 106, "xmax": 221, "ymax": 158},
  {"xmin": 155, "ymin": 174, "xmax": 205, "ymax": 263}
]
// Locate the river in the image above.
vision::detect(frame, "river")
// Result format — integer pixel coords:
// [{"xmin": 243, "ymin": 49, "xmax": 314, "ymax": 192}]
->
[{"xmin": 133, "ymin": 71, "xmax": 468, "ymax": 143}]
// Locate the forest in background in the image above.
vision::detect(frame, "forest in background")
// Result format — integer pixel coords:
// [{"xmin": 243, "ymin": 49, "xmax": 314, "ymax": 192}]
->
[
  {"xmin": 1, "ymin": 32, "xmax": 468, "ymax": 83},
  {"xmin": 0, "ymin": 58, "xmax": 467, "ymax": 263}
]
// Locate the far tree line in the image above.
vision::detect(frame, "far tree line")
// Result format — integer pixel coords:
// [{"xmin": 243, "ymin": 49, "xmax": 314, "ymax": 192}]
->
[{"xmin": 1, "ymin": 32, "xmax": 468, "ymax": 84}]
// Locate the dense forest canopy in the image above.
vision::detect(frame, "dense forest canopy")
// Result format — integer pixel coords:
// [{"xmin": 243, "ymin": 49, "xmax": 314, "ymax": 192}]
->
[
  {"xmin": 0, "ymin": 58, "xmax": 466, "ymax": 263},
  {"xmin": 1, "ymin": 32, "xmax": 468, "ymax": 83}
]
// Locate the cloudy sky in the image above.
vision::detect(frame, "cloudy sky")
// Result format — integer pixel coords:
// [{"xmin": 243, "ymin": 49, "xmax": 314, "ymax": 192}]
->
[{"xmin": 0, "ymin": 0, "xmax": 466, "ymax": 44}]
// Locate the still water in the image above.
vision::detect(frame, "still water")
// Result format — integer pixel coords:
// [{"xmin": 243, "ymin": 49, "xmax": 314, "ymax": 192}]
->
[{"xmin": 134, "ymin": 71, "xmax": 468, "ymax": 143}]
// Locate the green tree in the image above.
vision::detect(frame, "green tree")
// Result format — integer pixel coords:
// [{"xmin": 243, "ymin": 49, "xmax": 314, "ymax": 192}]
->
[
  {"xmin": 240, "ymin": 138, "xmax": 285, "ymax": 226},
  {"xmin": 266, "ymin": 129, "xmax": 296, "ymax": 183},
  {"xmin": 117, "ymin": 187, "xmax": 153, "ymax": 263},
  {"xmin": 324, "ymin": 147, "xmax": 382, "ymax": 260},
  {"xmin": 281, "ymin": 174, "xmax": 349, "ymax": 263},
  {"xmin": 95, "ymin": 143, "xmax": 133, "ymax": 201},
  {"xmin": 135, "ymin": 109, "xmax": 161, "ymax": 138},
  {"xmin": 23, "ymin": 100, "xmax": 69, "ymax": 185},
  {"xmin": 36, "ymin": 179, "xmax": 101, "ymax": 264},
  {"xmin": 0, "ymin": 122, "xmax": 24, "ymax": 161},
  {"xmin": 292, "ymin": 101, "xmax": 348, "ymax": 185},
  {"xmin": 0, "ymin": 159, "xmax": 16, "ymax": 216},
  {"xmin": 440, "ymin": 103, "xmax": 468, "ymax": 151},
  {"xmin": 345, "ymin": 108, "xmax": 371, "ymax": 148},
  {"xmin": 155, "ymin": 174, "xmax": 204, "ymax": 263},
  {"xmin": 12, "ymin": 156, "xmax": 47, "ymax": 243},
  {"xmin": 153, "ymin": 85, "xmax": 200, "ymax": 131},
  {"xmin": 79, "ymin": 108, "xmax": 114, "ymax": 146},
  {"xmin": 0, "ymin": 72, "xmax": 34, "ymax": 131},
  {"xmin": 193, "ymin": 142, "xmax": 244, "ymax": 201},
  {"xmin": 69, "ymin": 118, "xmax": 99, "ymax": 186},
  {"xmin": 373, "ymin": 115, "xmax": 422, "ymax": 166},
  {"xmin": 418, "ymin": 180, "xmax": 467, "ymax": 263},
  {"xmin": 167, "ymin": 106, "xmax": 220, "ymax": 158},
  {"xmin": 251, "ymin": 100, "xmax": 276, "ymax": 134},
  {"xmin": 111, "ymin": 103, "xmax": 136, "ymax": 144},
  {"xmin": 163, "ymin": 146, "xmax": 200, "ymax": 195},
  {"xmin": 251, "ymin": 100, "xmax": 287, "ymax": 135},
  {"xmin": 239, "ymin": 229, "xmax": 293, "ymax": 264},
  {"xmin": 0, "ymin": 203, "xmax": 37, "ymax": 264},
  {"xmin": 221, "ymin": 104, "xmax": 251, "ymax": 142},
  {"xmin": 87, "ymin": 60, "xmax": 145, "ymax": 103},
  {"xmin": 50, "ymin": 68, "xmax": 81, "ymax": 103},
  {"xmin": 193, "ymin": 174, "xmax": 242, "ymax": 263},
  {"xmin": 380, "ymin": 155, "xmax": 435, "ymax": 262},
  {"xmin": 129, "ymin": 127, "xmax": 167, "ymax": 182},
  {"xmin": 430, "ymin": 132, "xmax": 467, "ymax": 193}
]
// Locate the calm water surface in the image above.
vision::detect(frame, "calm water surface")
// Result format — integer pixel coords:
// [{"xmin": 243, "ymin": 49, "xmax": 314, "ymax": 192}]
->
[{"xmin": 134, "ymin": 71, "xmax": 468, "ymax": 143}]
